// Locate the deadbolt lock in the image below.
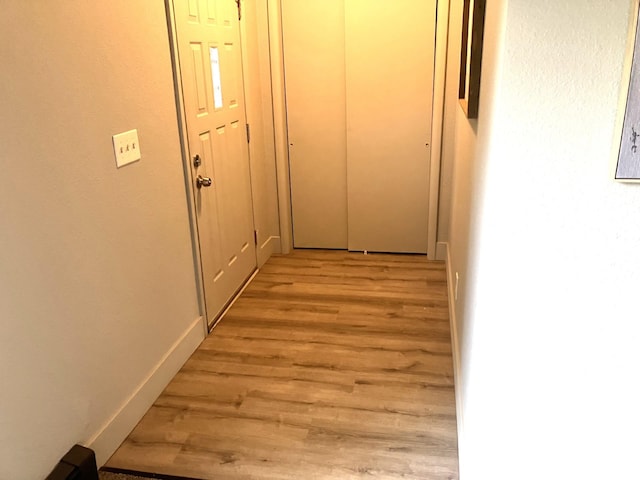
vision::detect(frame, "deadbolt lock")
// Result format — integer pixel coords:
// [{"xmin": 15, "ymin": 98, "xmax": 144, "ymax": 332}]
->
[{"xmin": 193, "ymin": 154, "xmax": 202, "ymax": 167}]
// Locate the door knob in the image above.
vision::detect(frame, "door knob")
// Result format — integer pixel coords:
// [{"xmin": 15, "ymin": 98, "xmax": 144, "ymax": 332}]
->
[{"xmin": 196, "ymin": 175, "xmax": 213, "ymax": 188}]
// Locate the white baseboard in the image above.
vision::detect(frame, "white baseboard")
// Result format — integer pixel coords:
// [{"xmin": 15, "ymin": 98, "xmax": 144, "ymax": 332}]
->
[
  {"xmin": 87, "ymin": 316, "xmax": 205, "ymax": 466},
  {"xmin": 260, "ymin": 235, "xmax": 282, "ymax": 257},
  {"xmin": 257, "ymin": 235, "xmax": 281, "ymax": 267},
  {"xmin": 443, "ymin": 242, "xmax": 464, "ymax": 476},
  {"xmin": 210, "ymin": 269, "xmax": 259, "ymax": 331},
  {"xmin": 436, "ymin": 241, "xmax": 448, "ymax": 261},
  {"xmin": 260, "ymin": 235, "xmax": 281, "ymax": 253}
]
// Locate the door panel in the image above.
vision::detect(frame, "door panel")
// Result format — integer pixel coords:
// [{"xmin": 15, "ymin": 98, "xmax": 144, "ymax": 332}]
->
[
  {"xmin": 345, "ymin": 0, "xmax": 435, "ymax": 253},
  {"xmin": 174, "ymin": 0, "xmax": 256, "ymax": 326},
  {"xmin": 282, "ymin": 0, "xmax": 348, "ymax": 249}
]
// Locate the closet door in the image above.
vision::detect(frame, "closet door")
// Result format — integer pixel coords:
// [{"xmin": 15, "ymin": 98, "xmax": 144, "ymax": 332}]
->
[
  {"xmin": 345, "ymin": 0, "xmax": 436, "ymax": 253},
  {"xmin": 282, "ymin": 0, "xmax": 437, "ymax": 253},
  {"xmin": 282, "ymin": 0, "xmax": 348, "ymax": 249}
]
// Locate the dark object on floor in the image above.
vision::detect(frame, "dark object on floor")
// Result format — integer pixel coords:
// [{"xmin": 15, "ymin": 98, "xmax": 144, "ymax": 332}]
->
[
  {"xmin": 46, "ymin": 445, "xmax": 99, "ymax": 480},
  {"xmin": 99, "ymin": 468, "xmax": 202, "ymax": 480}
]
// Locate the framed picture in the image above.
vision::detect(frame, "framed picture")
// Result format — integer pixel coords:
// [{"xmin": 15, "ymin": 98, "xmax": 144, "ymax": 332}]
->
[
  {"xmin": 614, "ymin": 1, "xmax": 640, "ymax": 182},
  {"xmin": 458, "ymin": 0, "xmax": 487, "ymax": 119}
]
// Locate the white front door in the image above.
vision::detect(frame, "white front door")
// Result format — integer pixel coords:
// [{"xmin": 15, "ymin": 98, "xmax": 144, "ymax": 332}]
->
[
  {"xmin": 282, "ymin": 0, "xmax": 437, "ymax": 254},
  {"xmin": 173, "ymin": 0, "xmax": 256, "ymax": 326}
]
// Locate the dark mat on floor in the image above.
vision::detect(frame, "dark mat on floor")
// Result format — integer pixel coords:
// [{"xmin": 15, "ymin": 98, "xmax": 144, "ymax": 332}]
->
[{"xmin": 99, "ymin": 468, "xmax": 202, "ymax": 480}]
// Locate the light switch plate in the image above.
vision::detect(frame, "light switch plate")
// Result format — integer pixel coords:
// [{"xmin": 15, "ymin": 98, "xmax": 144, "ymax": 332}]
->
[{"xmin": 113, "ymin": 129, "xmax": 141, "ymax": 168}]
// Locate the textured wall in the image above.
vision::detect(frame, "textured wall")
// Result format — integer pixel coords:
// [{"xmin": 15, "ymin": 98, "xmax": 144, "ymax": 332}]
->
[
  {"xmin": 448, "ymin": 0, "xmax": 640, "ymax": 478},
  {"xmin": 0, "ymin": 3, "xmax": 201, "ymax": 479}
]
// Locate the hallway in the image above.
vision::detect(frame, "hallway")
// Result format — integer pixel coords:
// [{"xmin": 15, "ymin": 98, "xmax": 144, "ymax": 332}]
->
[{"xmin": 104, "ymin": 250, "xmax": 458, "ymax": 479}]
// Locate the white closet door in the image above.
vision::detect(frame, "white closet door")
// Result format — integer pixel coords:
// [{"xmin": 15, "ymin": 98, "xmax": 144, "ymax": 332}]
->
[
  {"xmin": 282, "ymin": 0, "xmax": 348, "ymax": 249},
  {"xmin": 345, "ymin": 0, "xmax": 436, "ymax": 253},
  {"xmin": 282, "ymin": 1, "xmax": 437, "ymax": 253}
]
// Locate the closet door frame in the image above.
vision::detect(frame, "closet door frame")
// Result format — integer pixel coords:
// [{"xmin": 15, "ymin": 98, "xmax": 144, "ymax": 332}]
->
[{"xmin": 268, "ymin": 0, "xmax": 450, "ymax": 259}]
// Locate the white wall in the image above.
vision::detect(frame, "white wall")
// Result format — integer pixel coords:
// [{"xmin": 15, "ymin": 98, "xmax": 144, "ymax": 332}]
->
[
  {"xmin": 447, "ymin": 0, "xmax": 640, "ymax": 478},
  {"xmin": 0, "ymin": 3, "xmax": 203, "ymax": 479}
]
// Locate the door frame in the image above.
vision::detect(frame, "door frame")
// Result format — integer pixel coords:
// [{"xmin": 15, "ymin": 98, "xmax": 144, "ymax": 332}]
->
[
  {"xmin": 165, "ymin": 0, "xmax": 262, "ymax": 332},
  {"xmin": 267, "ymin": 0, "xmax": 450, "ymax": 258},
  {"xmin": 165, "ymin": 0, "xmax": 276, "ymax": 333},
  {"xmin": 165, "ymin": 0, "xmax": 209, "ymax": 334}
]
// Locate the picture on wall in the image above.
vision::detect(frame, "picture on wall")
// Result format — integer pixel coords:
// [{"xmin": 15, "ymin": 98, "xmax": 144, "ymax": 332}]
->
[
  {"xmin": 458, "ymin": 0, "xmax": 487, "ymax": 119},
  {"xmin": 616, "ymin": 2, "xmax": 640, "ymax": 181}
]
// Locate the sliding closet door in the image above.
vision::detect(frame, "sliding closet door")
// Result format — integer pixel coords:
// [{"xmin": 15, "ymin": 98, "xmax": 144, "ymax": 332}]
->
[
  {"xmin": 283, "ymin": 0, "xmax": 437, "ymax": 253},
  {"xmin": 282, "ymin": 0, "xmax": 348, "ymax": 249},
  {"xmin": 345, "ymin": 0, "xmax": 436, "ymax": 253}
]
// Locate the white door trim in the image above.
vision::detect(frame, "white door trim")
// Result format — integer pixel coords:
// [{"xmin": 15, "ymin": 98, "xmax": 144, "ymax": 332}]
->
[
  {"xmin": 164, "ymin": 0, "xmax": 208, "ymax": 332},
  {"xmin": 267, "ymin": 0, "xmax": 294, "ymax": 254},
  {"xmin": 429, "ymin": 0, "xmax": 451, "ymax": 259},
  {"xmin": 267, "ymin": 0, "xmax": 449, "ymax": 257}
]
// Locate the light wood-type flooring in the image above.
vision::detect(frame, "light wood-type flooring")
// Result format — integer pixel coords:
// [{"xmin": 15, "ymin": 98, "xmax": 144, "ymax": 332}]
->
[{"xmin": 105, "ymin": 250, "xmax": 459, "ymax": 479}]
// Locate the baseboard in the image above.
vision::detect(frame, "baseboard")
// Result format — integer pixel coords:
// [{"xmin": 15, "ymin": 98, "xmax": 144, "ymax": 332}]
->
[
  {"xmin": 260, "ymin": 235, "xmax": 281, "ymax": 253},
  {"xmin": 443, "ymin": 242, "xmax": 464, "ymax": 475},
  {"xmin": 87, "ymin": 317, "xmax": 205, "ymax": 466},
  {"xmin": 210, "ymin": 269, "xmax": 259, "ymax": 331},
  {"xmin": 257, "ymin": 235, "xmax": 281, "ymax": 267},
  {"xmin": 436, "ymin": 241, "xmax": 448, "ymax": 261}
]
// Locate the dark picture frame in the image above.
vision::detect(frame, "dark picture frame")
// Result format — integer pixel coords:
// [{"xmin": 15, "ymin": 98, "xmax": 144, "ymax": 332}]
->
[{"xmin": 459, "ymin": 0, "xmax": 487, "ymax": 119}]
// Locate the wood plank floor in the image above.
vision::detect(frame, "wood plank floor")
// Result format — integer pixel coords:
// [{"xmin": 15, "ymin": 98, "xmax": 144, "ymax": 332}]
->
[{"xmin": 105, "ymin": 250, "xmax": 459, "ymax": 479}]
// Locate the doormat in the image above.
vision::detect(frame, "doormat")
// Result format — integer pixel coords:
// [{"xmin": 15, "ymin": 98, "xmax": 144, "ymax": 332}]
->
[{"xmin": 99, "ymin": 467, "xmax": 203, "ymax": 480}]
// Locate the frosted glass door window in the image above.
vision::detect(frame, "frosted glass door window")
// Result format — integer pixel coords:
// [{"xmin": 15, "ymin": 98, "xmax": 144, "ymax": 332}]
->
[{"xmin": 210, "ymin": 47, "xmax": 223, "ymax": 109}]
